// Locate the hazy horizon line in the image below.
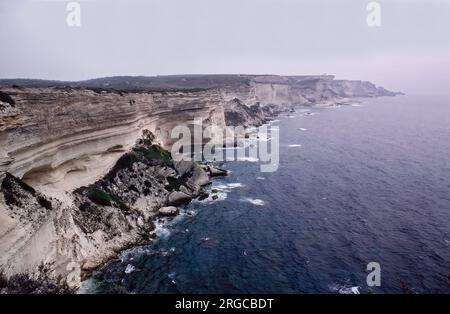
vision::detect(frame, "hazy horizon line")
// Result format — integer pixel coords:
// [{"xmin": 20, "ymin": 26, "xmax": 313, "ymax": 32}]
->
[{"xmin": 0, "ymin": 73, "xmax": 380, "ymax": 83}]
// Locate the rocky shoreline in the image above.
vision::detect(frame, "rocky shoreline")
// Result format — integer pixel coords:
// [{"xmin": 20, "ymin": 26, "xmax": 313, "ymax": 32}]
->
[
  {"xmin": 0, "ymin": 75, "xmax": 400, "ymax": 293},
  {"xmin": 0, "ymin": 130, "xmax": 229, "ymax": 293}
]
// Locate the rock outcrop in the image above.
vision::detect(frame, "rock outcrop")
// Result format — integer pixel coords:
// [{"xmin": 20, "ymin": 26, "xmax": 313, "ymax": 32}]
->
[
  {"xmin": 158, "ymin": 206, "xmax": 179, "ymax": 217},
  {"xmin": 0, "ymin": 131, "xmax": 216, "ymax": 288}
]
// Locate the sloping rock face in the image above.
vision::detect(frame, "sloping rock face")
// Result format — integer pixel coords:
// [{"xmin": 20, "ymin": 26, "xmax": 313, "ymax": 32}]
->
[
  {"xmin": 0, "ymin": 133, "xmax": 212, "ymax": 287},
  {"xmin": 0, "ymin": 75, "xmax": 399, "ymax": 287}
]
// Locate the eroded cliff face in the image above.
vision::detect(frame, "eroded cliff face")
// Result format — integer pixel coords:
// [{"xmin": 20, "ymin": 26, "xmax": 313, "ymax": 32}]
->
[
  {"xmin": 0, "ymin": 75, "xmax": 399, "ymax": 288},
  {"xmin": 0, "ymin": 88, "xmax": 239, "ymax": 193},
  {"xmin": 0, "ymin": 134, "xmax": 218, "ymax": 289}
]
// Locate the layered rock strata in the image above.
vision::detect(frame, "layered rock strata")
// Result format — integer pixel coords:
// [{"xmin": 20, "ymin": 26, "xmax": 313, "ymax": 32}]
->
[{"xmin": 0, "ymin": 75, "xmax": 400, "ymax": 288}]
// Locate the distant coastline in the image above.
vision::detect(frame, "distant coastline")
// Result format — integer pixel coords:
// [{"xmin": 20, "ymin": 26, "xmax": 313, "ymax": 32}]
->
[{"xmin": 0, "ymin": 75, "xmax": 401, "ymax": 293}]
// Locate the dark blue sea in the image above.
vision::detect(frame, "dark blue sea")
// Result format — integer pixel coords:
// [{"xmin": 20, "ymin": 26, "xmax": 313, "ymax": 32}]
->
[{"xmin": 87, "ymin": 95, "xmax": 450, "ymax": 294}]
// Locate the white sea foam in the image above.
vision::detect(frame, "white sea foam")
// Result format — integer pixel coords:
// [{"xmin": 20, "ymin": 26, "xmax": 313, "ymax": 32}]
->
[
  {"xmin": 241, "ymin": 197, "xmax": 265, "ymax": 206},
  {"xmin": 299, "ymin": 128, "xmax": 307, "ymax": 131},
  {"xmin": 124, "ymin": 264, "xmax": 135, "ymax": 274},
  {"xmin": 215, "ymin": 182, "xmax": 244, "ymax": 190},
  {"xmin": 256, "ymin": 176, "xmax": 265, "ymax": 180},
  {"xmin": 343, "ymin": 286, "xmax": 361, "ymax": 294},
  {"xmin": 202, "ymin": 190, "xmax": 228, "ymax": 203},
  {"xmin": 168, "ymin": 272, "xmax": 177, "ymax": 284},
  {"xmin": 329, "ymin": 283, "xmax": 361, "ymax": 294},
  {"xmin": 205, "ymin": 182, "xmax": 244, "ymax": 203},
  {"xmin": 237, "ymin": 156, "xmax": 259, "ymax": 162},
  {"xmin": 214, "ymin": 184, "xmax": 228, "ymax": 190},
  {"xmin": 228, "ymin": 182, "xmax": 245, "ymax": 188},
  {"xmin": 154, "ymin": 220, "xmax": 171, "ymax": 239}
]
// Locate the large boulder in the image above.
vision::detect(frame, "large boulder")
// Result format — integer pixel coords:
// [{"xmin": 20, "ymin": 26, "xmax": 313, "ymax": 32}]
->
[
  {"xmin": 179, "ymin": 185, "xmax": 192, "ymax": 195},
  {"xmin": 188, "ymin": 164, "xmax": 210, "ymax": 187},
  {"xmin": 173, "ymin": 160, "xmax": 196, "ymax": 176},
  {"xmin": 167, "ymin": 191, "xmax": 192, "ymax": 206},
  {"xmin": 158, "ymin": 206, "xmax": 179, "ymax": 217},
  {"xmin": 173, "ymin": 160, "xmax": 210, "ymax": 189}
]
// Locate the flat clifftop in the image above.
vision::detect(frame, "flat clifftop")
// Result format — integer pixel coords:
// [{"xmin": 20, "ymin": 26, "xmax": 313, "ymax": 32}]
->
[{"xmin": 0, "ymin": 74, "xmax": 401, "ymax": 95}]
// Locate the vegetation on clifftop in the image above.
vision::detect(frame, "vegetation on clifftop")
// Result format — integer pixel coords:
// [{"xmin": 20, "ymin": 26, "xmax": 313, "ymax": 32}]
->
[
  {"xmin": 87, "ymin": 188, "xmax": 129, "ymax": 211},
  {"xmin": 140, "ymin": 145, "xmax": 172, "ymax": 162}
]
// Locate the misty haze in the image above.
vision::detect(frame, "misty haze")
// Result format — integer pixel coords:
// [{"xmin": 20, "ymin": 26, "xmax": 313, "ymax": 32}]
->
[{"xmin": 0, "ymin": 0, "xmax": 449, "ymax": 299}]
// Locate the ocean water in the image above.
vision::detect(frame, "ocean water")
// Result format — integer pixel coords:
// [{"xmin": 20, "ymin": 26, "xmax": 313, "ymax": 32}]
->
[{"xmin": 89, "ymin": 95, "xmax": 450, "ymax": 294}]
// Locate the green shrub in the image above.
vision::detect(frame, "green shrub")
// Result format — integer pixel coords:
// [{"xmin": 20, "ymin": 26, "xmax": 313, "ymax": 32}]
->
[
  {"xmin": 140, "ymin": 145, "xmax": 171, "ymax": 161},
  {"xmin": 88, "ymin": 189, "xmax": 129, "ymax": 211},
  {"xmin": 114, "ymin": 153, "xmax": 138, "ymax": 170},
  {"xmin": 88, "ymin": 189, "xmax": 113, "ymax": 206}
]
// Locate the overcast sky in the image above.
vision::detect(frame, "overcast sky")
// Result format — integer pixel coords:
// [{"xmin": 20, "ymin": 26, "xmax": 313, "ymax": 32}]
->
[{"xmin": 1, "ymin": 0, "xmax": 449, "ymax": 94}]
